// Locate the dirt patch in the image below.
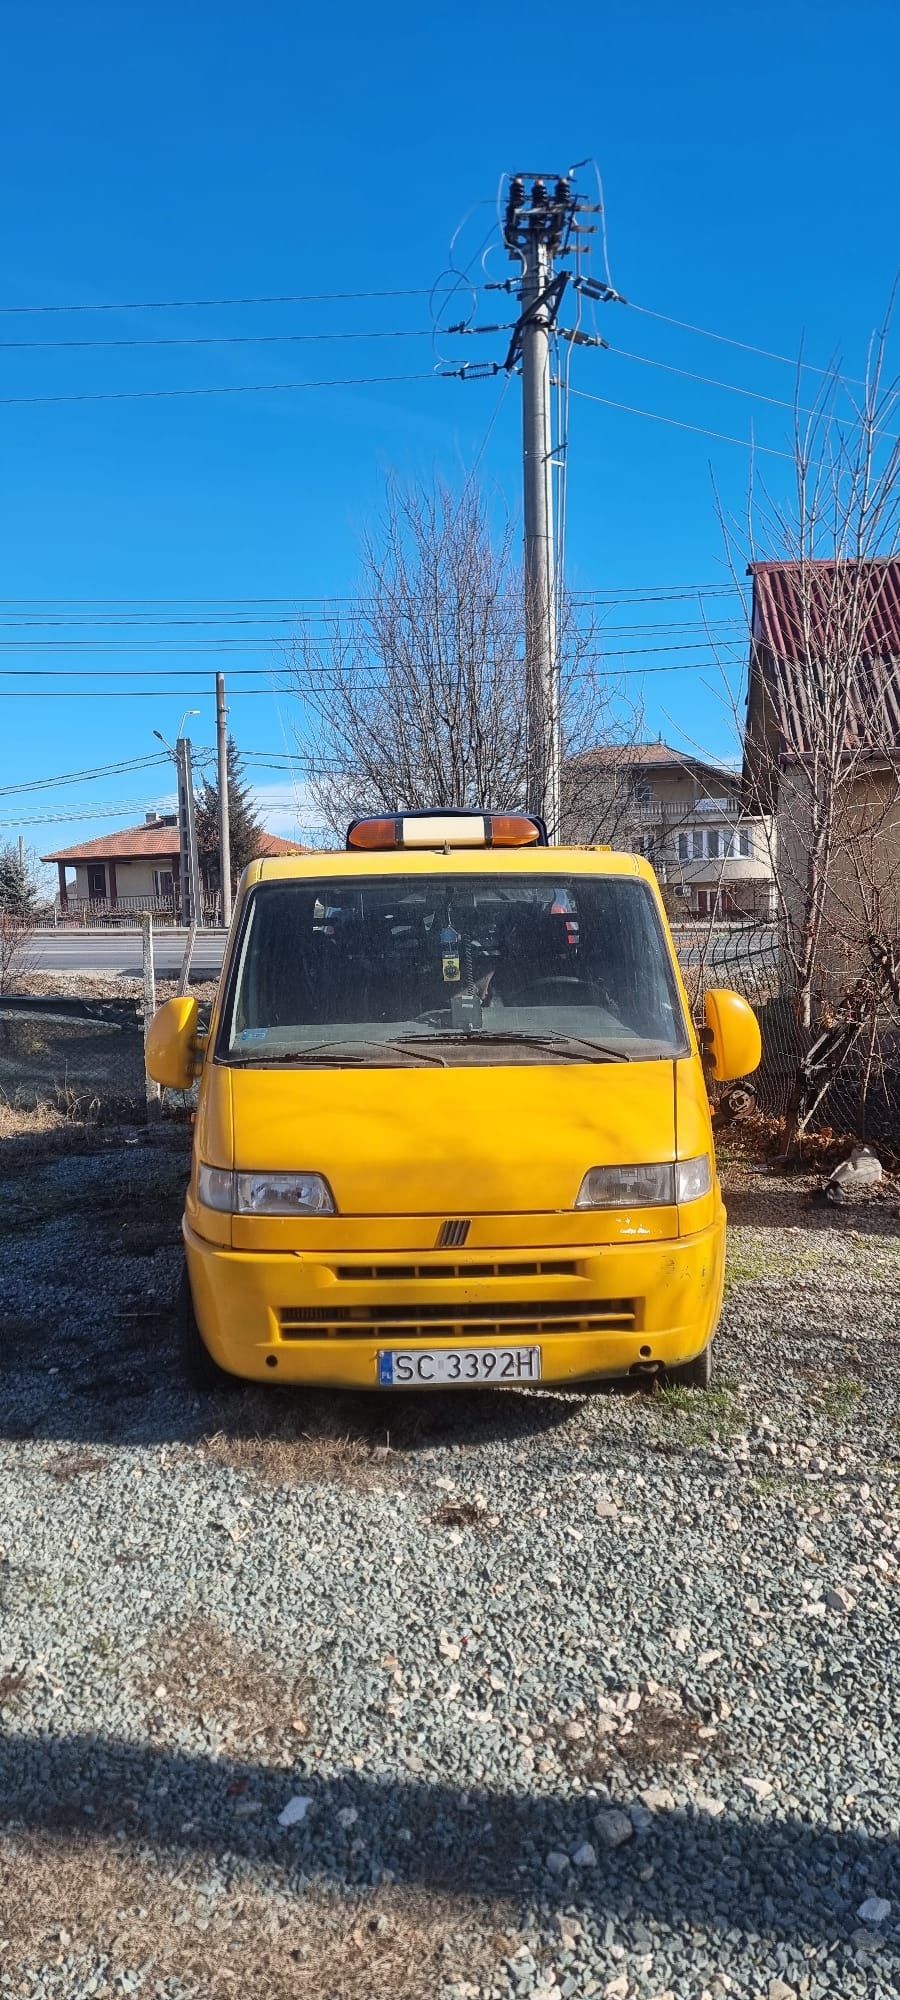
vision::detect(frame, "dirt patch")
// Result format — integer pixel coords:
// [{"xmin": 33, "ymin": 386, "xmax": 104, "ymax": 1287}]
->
[
  {"xmin": 41, "ymin": 1450, "xmax": 109, "ymax": 1484},
  {"xmin": 431, "ymin": 1497, "xmax": 488, "ymax": 1528},
  {"xmin": 0, "ymin": 1836, "xmax": 503, "ymax": 1999},
  {"xmin": 135, "ymin": 1616, "xmax": 312, "ymax": 1761},
  {"xmin": 545, "ymin": 1692, "xmax": 723, "ymax": 1785},
  {"xmin": 613, "ymin": 1696, "xmax": 714, "ymax": 1768}
]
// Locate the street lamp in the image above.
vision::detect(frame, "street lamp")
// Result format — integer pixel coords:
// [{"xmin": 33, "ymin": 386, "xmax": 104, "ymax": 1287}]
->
[
  {"xmin": 152, "ymin": 708, "xmax": 200, "ymax": 758},
  {"xmin": 152, "ymin": 713, "xmax": 203, "ymax": 928}
]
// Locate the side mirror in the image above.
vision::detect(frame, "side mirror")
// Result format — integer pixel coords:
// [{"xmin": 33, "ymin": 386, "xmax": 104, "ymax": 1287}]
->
[
  {"xmin": 146, "ymin": 995, "xmax": 200, "ymax": 1091},
  {"xmin": 703, "ymin": 988, "xmax": 762, "ymax": 1083}
]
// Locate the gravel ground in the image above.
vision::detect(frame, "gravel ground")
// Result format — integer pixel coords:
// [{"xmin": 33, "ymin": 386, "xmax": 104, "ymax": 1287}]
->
[{"xmin": 2, "ymin": 1128, "xmax": 900, "ymax": 1999}]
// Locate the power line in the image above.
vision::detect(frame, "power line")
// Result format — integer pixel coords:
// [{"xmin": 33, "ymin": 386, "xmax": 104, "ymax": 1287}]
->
[
  {"xmin": 607, "ymin": 343, "xmax": 900, "ymax": 439},
  {"xmin": 0, "ymin": 286, "xmax": 448, "ymax": 316},
  {"xmin": 567, "ymin": 384, "xmax": 794, "ymax": 459},
  {"xmin": 0, "ymin": 658, "xmax": 745, "ymax": 698},
  {"xmin": 0, "ymin": 753, "xmax": 171, "ymax": 796},
  {"xmin": 0, "ymin": 327, "xmax": 437, "ymax": 352},
  {"xmin": 0, "ymin": 369, "xmax": 439, "ymax": 408},
  {"xmin": 0, "ymin": 582, "xmax": 747, "ymax": 604},
  {"xmin": 625, "ymin": 299, "xmax": 868, "ymax": 388}
]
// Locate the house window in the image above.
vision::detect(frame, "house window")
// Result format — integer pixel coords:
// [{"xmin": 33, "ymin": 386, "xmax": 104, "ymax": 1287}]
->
[
  {"xmin": 154, "ymin": 869, "xmax": 175, "ymax": 901},
  {"xmin": 739, "ymin": 828, "xmax": 751, "ymax": 858},
  {"xmin": 87, "ymin": 864, "xmax": 106, "ymax": 899},
  {"xmin": 629, "ymin": 779, "xmax": 651, "ymax": 805},
  {"xmin": 691, "ymin": 829, "xmax": 703, "ymax": 860},
  {"xmin": 706, "ymin": 829, "xmax": 721, "ymax": 860},
  {"xmin": 677, "ymin": 832, "xmax": 688, "ymax": 861}
]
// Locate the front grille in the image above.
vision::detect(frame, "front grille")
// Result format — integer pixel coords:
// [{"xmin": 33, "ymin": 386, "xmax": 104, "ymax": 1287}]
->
[
  {"xmin": 334, "ymin": 1259, "xmax": 577, "ymax": 1282},
  {"xmin": 279, "ymin": 1299, "xmax": 638, "ymax": 1341},
  {"xmin": 437, "ymin": 1218, "xmax": 470, "ymax": 1248}
]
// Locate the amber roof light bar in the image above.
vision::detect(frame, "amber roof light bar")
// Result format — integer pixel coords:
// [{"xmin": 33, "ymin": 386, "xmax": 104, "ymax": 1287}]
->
[{"xmin": 346, "ymin": 810, "xmax": 547, "ymax": 851}]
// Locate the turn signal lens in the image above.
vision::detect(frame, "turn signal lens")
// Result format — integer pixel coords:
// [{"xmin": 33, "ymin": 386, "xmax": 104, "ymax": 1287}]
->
[
  {"xmin": 675, "ymin": 1156, "xmax": 713, "ymax": 1203},
  {"xmin": 197, "ymin": 1164, "xmax": 233, "ymax": 1212}
]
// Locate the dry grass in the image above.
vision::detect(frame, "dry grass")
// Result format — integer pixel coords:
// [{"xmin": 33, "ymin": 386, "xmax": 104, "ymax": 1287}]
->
[
  {"xmin": 135, "ymin": 1616, "xmax": 313, "ymax": 1760},
  {"xmin": 203, "ymin": 1414, "xmax": 403, "ymax": 1493},
  {"xmin": 13, "ymin": 970, "xmax": 219, "ymax": 1004},
  {"xmin": 0, "ymin": 1092, "xmax": 84, "ymax": 1140},
  {"xmin": 0, "ymin": 1835, "xmax": 505, "ymax": 1999}
]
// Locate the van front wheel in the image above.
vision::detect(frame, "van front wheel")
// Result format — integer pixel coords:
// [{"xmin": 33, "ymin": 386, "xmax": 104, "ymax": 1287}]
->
[
  {"xmin": 666, "ymin": 1344, "xmax": 712, "ymax": 1390},
  {"xmin": 176, "ymin": 1262, "xmax": 237, "ymax": 1392}
]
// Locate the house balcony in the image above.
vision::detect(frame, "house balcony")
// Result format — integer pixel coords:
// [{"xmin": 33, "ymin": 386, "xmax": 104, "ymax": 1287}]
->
[{"xmin": 625, "ymin": 797, "xmax": 750, "ymax": 822}]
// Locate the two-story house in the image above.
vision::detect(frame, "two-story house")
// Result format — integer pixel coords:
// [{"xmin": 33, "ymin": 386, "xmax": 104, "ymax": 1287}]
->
[{"xmin": 563, "ymin": 740, "xmax": 776, "ymax": 920}]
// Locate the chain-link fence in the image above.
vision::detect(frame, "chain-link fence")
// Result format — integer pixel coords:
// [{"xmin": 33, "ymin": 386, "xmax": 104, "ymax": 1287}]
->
[{"xmin": 673, "ymin": 922, "xmax": 900, "ymax": 1146}]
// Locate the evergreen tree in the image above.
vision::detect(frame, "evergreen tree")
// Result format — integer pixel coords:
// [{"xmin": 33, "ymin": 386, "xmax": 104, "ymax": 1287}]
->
[
  {"xmin": 195, "ymin": 737, "xmax": 264, "ymax": 892},
  {"xmin": 0, "ymin": 843, "xmax": 37, "ymax": 916}
]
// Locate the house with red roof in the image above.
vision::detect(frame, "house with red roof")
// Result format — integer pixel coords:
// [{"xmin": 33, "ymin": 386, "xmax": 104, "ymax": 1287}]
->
[{"xmin": 43, "ymin": 813, "xmax": 310, "ymax": 920}]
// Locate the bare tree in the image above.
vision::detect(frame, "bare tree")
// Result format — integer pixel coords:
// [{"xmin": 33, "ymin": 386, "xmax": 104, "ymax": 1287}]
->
[
  {"xmin": 287, "ymin": 478, "xmax": 638, "ymax": 842},
  {"xmin": 719, "ymin": 301, "xmax": 900, "ymax": 1030},
  {"xmin": 0, "ymin": 911, "xmax": 36, "ymax": 996}
]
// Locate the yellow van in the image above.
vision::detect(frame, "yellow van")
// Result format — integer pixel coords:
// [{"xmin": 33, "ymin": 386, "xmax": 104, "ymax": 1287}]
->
[{"xmin": 146, "ymin": 811, "xmax": 760, "ymax": 1395}]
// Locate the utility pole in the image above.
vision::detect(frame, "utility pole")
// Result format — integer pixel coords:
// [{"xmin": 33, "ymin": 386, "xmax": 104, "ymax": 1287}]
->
[
  {"xmin": 445, "ymin": 168, "xmax": 615, "ymax": 841},
  {"xmin": 216, "ymin": 672, "xmax": 232, "ymax": 926},
  {"xmin": 517, "ymin": 196, "xmax": 560, "ymax": 837},
  {"xmin": 176, "ymin": 737, "xmax": 203, "ymax": 928}
]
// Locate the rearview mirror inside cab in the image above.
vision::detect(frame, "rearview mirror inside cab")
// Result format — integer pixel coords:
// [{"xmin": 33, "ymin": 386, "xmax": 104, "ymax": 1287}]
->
[
  {"xmin": 146, "ymin": 995, "xmax": 200, "ymax": 1091},
  {"xmin": 703, "ymin": 988, "xmax": 762, "ymax": 1084}
]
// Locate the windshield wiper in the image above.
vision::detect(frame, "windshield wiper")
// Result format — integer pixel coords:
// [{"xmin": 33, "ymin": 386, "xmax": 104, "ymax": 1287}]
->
[
  {"xmin": 395, "ymin": 1031, "xmax": 629, "ymax": 1064},
  {"xmin": 228, "ymin": 1038, "xmax": 447, "ymax": 1068}
]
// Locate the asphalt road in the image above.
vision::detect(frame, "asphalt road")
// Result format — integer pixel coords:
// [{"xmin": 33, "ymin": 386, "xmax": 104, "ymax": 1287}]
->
[
  {"xmin": 29, "ymin": 928, "xmax": 228, "ymax": 978},
  {"xmin": 29, "ymin": 923, "xmax": 776, "ymax": 981}
]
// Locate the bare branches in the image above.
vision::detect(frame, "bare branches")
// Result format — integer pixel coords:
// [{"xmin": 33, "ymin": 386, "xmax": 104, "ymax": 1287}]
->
[
  {"xmin": 726, "ymin": 299, "xmax": 900, "ymax": 1028},
  {"xmin": 286, "ymin": 478, "xmax": 639, "ymax": 842}
]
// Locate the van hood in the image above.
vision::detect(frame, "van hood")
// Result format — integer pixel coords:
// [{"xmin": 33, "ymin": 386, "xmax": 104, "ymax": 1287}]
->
[{"xmin": 225, "ymin": 1060, "xmax": 677, "ymax": 1216}]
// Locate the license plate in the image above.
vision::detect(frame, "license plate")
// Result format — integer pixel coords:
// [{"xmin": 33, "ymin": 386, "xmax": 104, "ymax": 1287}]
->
[{"xmin": 377, "ymin": 1346, "xmax": 541, "ymax": 1387}]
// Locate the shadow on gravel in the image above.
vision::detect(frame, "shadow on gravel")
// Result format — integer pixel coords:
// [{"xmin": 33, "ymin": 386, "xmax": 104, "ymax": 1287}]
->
[
  {"xmin": 724, "ymin": 1180, "xmax": 900, "ymax": 1240},
  {"xmin": 1, "ymin": 1734, "xmax": 897, "ymax": 1950},
  {"xmin": 1, "ymin": 1354, "xmax": 594, "ymax": 1452}
]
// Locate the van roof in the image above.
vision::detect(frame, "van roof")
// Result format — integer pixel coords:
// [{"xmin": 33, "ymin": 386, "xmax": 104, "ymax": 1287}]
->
[{"xmin": 242, "ymin": 845, "xmax": 653, "ymax": 886}]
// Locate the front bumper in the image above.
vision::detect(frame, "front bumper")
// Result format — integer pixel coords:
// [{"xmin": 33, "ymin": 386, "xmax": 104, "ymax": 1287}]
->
[{"xmin": 184, "ymin": 1215, "xmax": 725, "ymax": 1387}]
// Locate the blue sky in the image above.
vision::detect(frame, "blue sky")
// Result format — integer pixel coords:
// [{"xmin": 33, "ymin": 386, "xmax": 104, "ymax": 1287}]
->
[{"xmin": 3, "ymin": 0, "xmax": 899, "ymax": 867}]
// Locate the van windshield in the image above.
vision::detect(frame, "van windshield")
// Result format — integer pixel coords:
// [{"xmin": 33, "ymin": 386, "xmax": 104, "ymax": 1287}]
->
[{"xmin": 219, "ymin": 874, "xmax": 689, "ymax": 1066}]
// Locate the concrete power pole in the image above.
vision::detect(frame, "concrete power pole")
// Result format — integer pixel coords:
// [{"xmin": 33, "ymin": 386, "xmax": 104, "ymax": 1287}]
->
[
  {"xmin": 176, "ymin": 737, "xmax": 204, "ymax": 928},
  {"xmin": 448, "ymin": 170, "xmax": 613, "ymax": 841},
  {"xmin": 518, "ymin": 214, "xmax": 559, "ymax": 838},
  {"xmin": 215, "ymin": 672, "xmax": 232, "ymax": 926},
  {"xmin": 500, "ymin": 175, "xmax": 586, "ymax": 840}
]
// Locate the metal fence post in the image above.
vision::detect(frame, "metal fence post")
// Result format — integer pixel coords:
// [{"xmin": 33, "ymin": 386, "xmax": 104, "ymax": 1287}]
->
[{"xmin": 142, "ymin": 912, "xmax": 161, "ymax": 1121}]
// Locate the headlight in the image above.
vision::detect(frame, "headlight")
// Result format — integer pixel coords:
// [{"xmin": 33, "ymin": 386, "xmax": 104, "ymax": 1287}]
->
[
  {"xmin": 575, "ymin": 1156, "xmax": 712, "ymax": 1209},
  {"xmin": 197, "ymin": 1166, "xmax": 336, "ymax": 1215}
]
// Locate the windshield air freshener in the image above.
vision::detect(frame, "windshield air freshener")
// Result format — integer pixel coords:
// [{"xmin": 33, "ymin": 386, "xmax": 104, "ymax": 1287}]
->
[{"xmin": 440, "ymin": 923, "xmax": 461, "ymax": 983}]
